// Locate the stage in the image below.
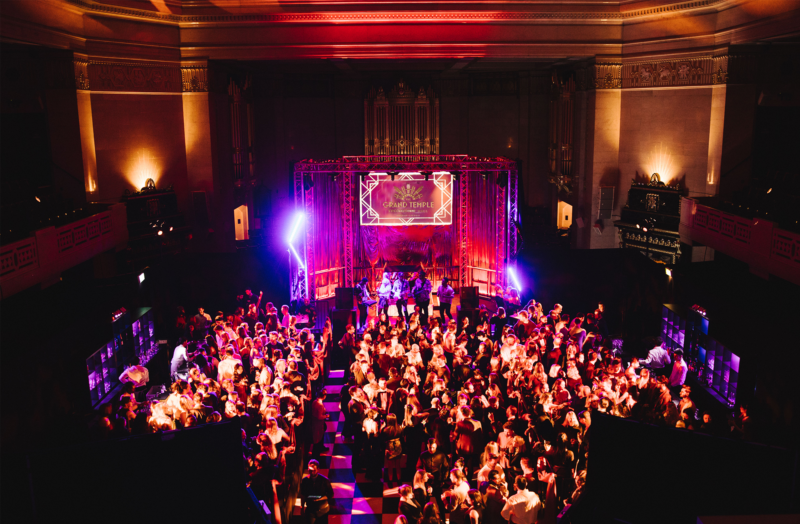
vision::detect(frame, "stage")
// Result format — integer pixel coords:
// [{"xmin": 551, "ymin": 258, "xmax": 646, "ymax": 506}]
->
[{"xmin": 289, "ymin": 155, "xmax": 520, "ymax": 329}]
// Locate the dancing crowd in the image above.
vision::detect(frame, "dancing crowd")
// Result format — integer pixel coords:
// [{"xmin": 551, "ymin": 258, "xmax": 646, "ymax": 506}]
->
[
  {"xmin": 337, "ymin": 271, "xmax": 710, "ymax": 524},
  {"xmin": 92, "ymin": 275, "xmax": 722, "ymax": 524}
]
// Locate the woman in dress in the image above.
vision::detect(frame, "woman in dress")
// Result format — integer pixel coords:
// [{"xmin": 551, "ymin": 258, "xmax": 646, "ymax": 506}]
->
[
  {"xmin": 382, "ymin": 413, "xmax": 405, "ymax": 486},
  {"xmin": 399, "ymin": 484, "xmax": 423, "ymax": 524}
]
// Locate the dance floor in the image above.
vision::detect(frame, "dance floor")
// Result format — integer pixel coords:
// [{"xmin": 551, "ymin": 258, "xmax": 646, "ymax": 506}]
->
[{"xmin": 291, "ymin": 370, "xmax": 401, "ymax": 524}]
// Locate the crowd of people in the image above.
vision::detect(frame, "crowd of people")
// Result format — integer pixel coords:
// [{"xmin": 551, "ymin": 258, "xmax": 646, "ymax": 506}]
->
[
  {"xmin": 336, "ymin": 276, "xmax": 718, "ymax": 524},
  {"xmin": 91, "ymin": 275, "xmax": 728, "ymax": 524},
  {"xmin": 94, "ymin": 289, "xmax": 331, "ymax": 524}
]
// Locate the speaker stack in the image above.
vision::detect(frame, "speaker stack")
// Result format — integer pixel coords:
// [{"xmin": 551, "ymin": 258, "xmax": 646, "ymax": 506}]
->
[{"xmin": 457, "ymin": 286, "xmax": 481, "ymax": 325}]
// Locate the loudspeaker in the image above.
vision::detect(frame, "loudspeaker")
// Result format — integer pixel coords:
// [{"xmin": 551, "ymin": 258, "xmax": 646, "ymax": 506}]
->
[
  {"xmin": 253, "ymin": 186, "xmax": 273, "ymax": 218},
  {"xmin": 330, "ymin": 308, "xmax": 357, "ymax": 337},
  {"xmin": 330, "ymin": 308, "xmax": 357, "ymax": 369},
  {"xmin": 335, "ymin": 287, "xmax": 355, "ymax": 310},
  {"xmin": 457, "ymin": 306, "xmax": 482, "ymax": 327},
  {"xmin": 460, "ymin": 286, "xmax": 479, "ymax": 310}
]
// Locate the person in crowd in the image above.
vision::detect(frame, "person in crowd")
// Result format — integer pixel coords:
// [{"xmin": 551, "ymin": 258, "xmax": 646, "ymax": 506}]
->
[
  {"xmin": 301, "ymin": 459, "xmax": 334, "ymax": 524},
  {"xmin": 394, "ymin": 272, "xmax": 411, "ymax": 323},
  {"xmin": 669, "ymin": 349, "xmax": 688, "ymax": 393},
  {"xmin": 379, "ymin": 272, "xmax": 393, "ymax": 320},
  {"xmin": 501, "ymin": 475, "xmax": 541, "ymax": 524},
  {"xmin": 412, "ymin": 271, "xmax": 432, "ymax": 326},
  {"xmin": 356, "ymin": 277, "xmax": 373, "ymax": 329},
  {"xmin": 640, "ymin": 336, "xmax": 671, "ymax": 375},
  {"xmin": 437, "ymin": 277, "xmax": 455, "ymax": 322},
  {"xmin": 399, "ymin": 484, "xmax": 423, "ymax": 524}
]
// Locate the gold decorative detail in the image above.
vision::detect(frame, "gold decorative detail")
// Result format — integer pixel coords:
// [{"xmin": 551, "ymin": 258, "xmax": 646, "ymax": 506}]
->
[
  {"xmin": 592, "ymin": 64, "xmax": 622, "ymax": 89},
  {"xmin": 181, "ymin": 66, "xmax": 208, "ymax": 92},
  {"xmin": 74, "ymin": 58, "xmax": 90, "ymax": 90}
]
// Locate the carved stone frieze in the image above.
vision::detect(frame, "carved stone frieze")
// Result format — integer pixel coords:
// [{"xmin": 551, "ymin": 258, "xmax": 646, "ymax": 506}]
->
[
  {"xmin": 623, "ymin": 56, "xmax": 727, "ymax": 88},
  {"xmin": 89, "ymin": 61, "xmax": 182, "ymax": 92}
]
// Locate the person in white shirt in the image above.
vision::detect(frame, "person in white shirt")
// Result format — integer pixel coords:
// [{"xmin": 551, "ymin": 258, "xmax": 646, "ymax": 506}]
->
[
  {"xmin": 378, "ymin": 272, "xmax": 393, "ymax": 319},
  {"xmin": 669, "ymin": 349, "xmax": 688, "ymax": 388},
  {"xmin": 640, "ymin": 337, "xmax": 671, "ymax": 373},
  {"xmin": 170, "ymin": 340, "xmax": 191, "ymax": 381},
  {"xmin": 217, "ymin": 347, "xmax": 242, "ymax": 382},
  {"xmin": 501, "ymin": 476, "xmax": 541, "ymax": 524},
  {"xmin": 392, "ymin": 272, "xmax": 410, "ymax": 322},
  {"xmin": 437, "ymin": 277, "xmax": 455, "ymax": 321}
]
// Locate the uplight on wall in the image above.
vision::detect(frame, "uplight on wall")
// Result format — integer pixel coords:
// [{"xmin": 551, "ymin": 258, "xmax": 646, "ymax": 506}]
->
[
  {"xmin": 139, "ymin": 272, "xmax": 145, "ymax": 283},
  {"xmin": 649, "ymin": 142, "xmax": 674, "ymax": 182},
  {"xmin": 131, "ymin": 150, "xmax": 159, "ymax": 190}
]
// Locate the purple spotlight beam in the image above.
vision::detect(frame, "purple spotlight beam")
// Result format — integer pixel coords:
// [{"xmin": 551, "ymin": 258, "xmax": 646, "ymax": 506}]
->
[
  {"xmin": 508, "ymin": 266, "xmax": 522, "ymax": 290},
  {"xmin": 288, "ymin": 212, "xmax": 304, "ymax": 244}
]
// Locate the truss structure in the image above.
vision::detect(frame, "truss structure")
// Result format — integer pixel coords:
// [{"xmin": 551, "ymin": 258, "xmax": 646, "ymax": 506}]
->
[{"xmin": 291, "ymin": 155, "xmax": 518, "ymax": 302}]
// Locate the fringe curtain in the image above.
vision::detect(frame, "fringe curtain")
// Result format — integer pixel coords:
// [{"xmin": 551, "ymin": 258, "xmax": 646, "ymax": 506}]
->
[{"xmin": 469, "ymin": 175, "xmax": 500, "ymax": 272}]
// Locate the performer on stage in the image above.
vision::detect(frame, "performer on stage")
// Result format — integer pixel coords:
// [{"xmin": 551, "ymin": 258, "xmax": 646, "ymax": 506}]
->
[
  {"xmin": 355, "ymin": 277, "xmax": 374, "ymax": 329},
  {"xmin": 437, "ymin": 277, "xmax": 455, "ymax": 321},
  {"xmin": 412, "ymin": 270, "xmax": 433, "ymax": 325},
  {"xmin": 393, "ymin": 272, "xmax": 410, "ymax": 323},
  {"xmin": 378, "ymin": 272, "xmax": 393, "ymax": 320}
]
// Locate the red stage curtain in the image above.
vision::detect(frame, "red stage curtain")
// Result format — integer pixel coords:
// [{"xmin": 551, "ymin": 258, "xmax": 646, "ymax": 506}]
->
[{"xmin": 469, "ymin": 175, "xmax": 500, "ymax": 273}]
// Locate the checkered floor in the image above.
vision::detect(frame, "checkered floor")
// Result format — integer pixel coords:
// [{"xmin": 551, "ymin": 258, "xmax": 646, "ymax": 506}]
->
[{"xmin": 292, "ymin": 370, "xmax": 402, "ymax": 524}]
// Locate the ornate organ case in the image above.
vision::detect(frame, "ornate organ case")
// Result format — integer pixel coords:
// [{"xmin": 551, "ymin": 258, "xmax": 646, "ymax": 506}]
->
[{"xmin": 364, "ymin": 81, "xmax": 439, "ymax": 155}]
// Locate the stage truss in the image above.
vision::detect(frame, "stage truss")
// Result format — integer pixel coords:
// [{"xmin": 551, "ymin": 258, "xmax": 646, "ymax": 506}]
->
[{"xmin": 292, "ymin": 155, "xmax": 518, "ymax": 303}]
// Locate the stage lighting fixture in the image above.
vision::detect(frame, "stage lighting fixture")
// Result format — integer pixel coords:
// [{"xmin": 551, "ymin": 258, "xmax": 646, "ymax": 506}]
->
[
  {"xmin": 359, "ymin": 172, "xmax": 368, "ymax": 181},
  {"xmin": 332, "ymin": 173, "xmax": 339, "ymax": 182},
  {"xmin": 169, "ymin": 227, "xmax": 174, "ymax": 232},
  {"xmin": 508, "ymin": 266, "xmax": 522, "ymax": 291},
  {"xmin": 288, "ymin": 212, "xmax": 304, "ymax": 244},
  {"xmin": 481, "ymin": 171, "xmax": 488, "ymax": 181},
  {"xmin": 389, "ymin": 172, "xmax": 397, "ymax": 181},
  {"xmin": 451, "ymin": 171, "xmax": 461, "ymax": 181},
  {"xmin": 422, "ymin": 171, "xmax": 431, "ymax": 181},
  {"xmin": 642, "ymin": 227, "xmax": 648, "ymax": 233},
  {"xmin": 665, "ymin": 268, "xmax": 672, "ymax": 277},
  {"xmin": 767, "ymin": 188, "xmax": 772, "ymax": 194},
  {"xmin": 157, "ymin": 230, "xmax": 163, "ymax": 236},
  {"xmin": 138, "ymin": 273, "xmax": 145, "ymax": 283},
  {"xmin": 35, "ymin": 196, "xmax": 41, "ymax": 202}
]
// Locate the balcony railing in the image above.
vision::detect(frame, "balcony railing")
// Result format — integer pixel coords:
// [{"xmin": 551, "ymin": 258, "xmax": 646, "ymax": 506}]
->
[
  {"xmin": 0, "ymin": 204, "xmax": 128, "ymax": 299},
  {"xmin": 680, "ymin": 198, "xmax": 800, "ymax": 285}
]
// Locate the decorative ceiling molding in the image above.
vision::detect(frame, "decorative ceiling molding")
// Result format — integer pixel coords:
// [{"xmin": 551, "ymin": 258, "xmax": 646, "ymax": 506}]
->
[{"xmin": 66, "ymin": 0, "xmax": 727, "ymax": 25}]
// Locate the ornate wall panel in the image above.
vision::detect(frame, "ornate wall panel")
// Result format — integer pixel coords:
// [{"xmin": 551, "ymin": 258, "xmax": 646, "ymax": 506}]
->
[
  {"xmin": 622, "ymin": 56, "xmax": 727, "ymax": 88},
  {"xmin": 88, "ymin": 61, "xmax": 182, "ymax": 92},
  {"xmin": 181, "ymin": 65, "xmax": 208, "ymax": 92}
]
